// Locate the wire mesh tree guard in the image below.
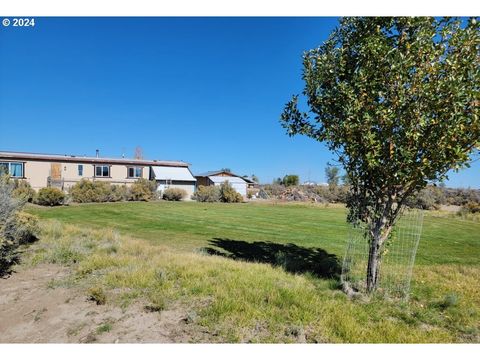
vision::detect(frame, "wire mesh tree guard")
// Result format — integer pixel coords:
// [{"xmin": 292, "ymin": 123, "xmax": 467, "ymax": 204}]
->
[{"xmin": 341, "ymin": 207, "xmax": 424, "ymax": 300}]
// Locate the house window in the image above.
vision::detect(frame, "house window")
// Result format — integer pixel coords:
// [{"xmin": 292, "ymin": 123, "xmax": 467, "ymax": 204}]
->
[
  {"xmin": 78, "ymin": 165, "xmax": 83, "ymax": 176},
  {"xmin": 127, "ymin": 166, "xmax": 142, "ymax": 178},
  {"xmin": 95, "ymin": 165, "xmax": 110, "ymax": 177},
  {"xmin": 0, "ymin": 162, "xmax": 24, "ymax": 178}
]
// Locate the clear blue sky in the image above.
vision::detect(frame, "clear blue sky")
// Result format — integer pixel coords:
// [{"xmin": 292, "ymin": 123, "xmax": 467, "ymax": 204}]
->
[{"xmin": 0, "ymin": 17, "xmax": 478, "ymax": 188}]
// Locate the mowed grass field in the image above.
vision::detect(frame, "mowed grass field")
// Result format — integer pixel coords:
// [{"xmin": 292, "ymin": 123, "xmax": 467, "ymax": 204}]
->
[{"xmin": 26, "ymin": 201, "xmax": 480, "ymax": 343}]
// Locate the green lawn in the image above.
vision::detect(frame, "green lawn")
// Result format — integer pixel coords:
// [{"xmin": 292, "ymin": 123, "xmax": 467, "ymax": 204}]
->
[
  {"xmin": 25, "ymin": 201, "xmax": 480, "ymax": 343},
  {"xmin": 28, "ymin": 201, "xmax": 480, "ymax": 265}
]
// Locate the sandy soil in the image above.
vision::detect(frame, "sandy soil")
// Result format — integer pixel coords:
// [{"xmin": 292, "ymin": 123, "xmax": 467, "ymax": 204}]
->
[{"xmin": 0, "ymin": 264, "xmax": 205, "ymax": 343}]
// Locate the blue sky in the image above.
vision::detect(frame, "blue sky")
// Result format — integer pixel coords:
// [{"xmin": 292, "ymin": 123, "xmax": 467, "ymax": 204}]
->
[{"xmin": 0, "ymin": 17, "xmax": 478, "ymax": 188}]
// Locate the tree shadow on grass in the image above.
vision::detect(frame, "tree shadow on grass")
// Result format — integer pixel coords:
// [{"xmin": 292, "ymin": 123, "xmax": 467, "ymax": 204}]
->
[{"xmin": 203, "ymin": 238, "xmax": 341, "ymax": 279}]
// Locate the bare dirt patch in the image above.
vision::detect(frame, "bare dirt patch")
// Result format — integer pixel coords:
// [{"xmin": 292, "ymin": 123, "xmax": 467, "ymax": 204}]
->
[{"xmin": 0, "ymin": 264, "xmax": 206, "ymax": 343}]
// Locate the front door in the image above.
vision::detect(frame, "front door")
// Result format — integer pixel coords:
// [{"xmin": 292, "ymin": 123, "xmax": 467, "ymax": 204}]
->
[{"xmin": 51, "ymin": 163, "xmax": 62, "ymax": 180}]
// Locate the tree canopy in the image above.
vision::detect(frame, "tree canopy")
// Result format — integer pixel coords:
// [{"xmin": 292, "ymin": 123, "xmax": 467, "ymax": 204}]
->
[
  {"xmin": 325, "ymin": 165, "xmax": 340, "ymax": 189},
  {"xmin": 281, "ymin": 17, "xmax": 479, "ymax": 291},
  {"xmin": 282, "ymin": 174, "xmax": 300, "ymax": 187}
]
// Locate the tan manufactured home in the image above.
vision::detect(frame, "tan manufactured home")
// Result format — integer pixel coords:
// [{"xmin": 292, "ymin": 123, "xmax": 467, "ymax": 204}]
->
[{"xmin": 0, "ymin": 151, "xmax": 197, "ymax": 198}]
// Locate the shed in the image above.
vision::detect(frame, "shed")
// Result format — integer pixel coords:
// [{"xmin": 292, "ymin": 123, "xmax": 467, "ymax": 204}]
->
[
  {"xmin": 195, "ymin": 170, "xmax": 248, "ymax": 197},
  {"xmin": 151, "ymin": 166, "xmax": 197, "ymax": 199}
]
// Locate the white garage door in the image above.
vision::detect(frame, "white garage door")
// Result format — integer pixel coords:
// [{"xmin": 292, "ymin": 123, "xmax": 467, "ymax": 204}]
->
[
  {"xmin": 230, "ymin": 182, "xmax": 247, "ymax": 197},
  {"xmin": 209, "ymin": 176, "xmax": 247, "ymax": 197}
]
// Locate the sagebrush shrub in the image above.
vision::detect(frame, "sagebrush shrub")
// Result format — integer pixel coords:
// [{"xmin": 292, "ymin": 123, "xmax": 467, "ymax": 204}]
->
[
  {"xmin": 192, "ymin": 185, "xmax": 220, "ymax": 202},
  {"xmin": 0, "ymin": 176, "xmax": 39, "ymax": 275},
  {"xmin": 109, "ymin": 184, "xmax": 128, "ymax": 202},
  {"xmin": 69, "ymin": 179, "xmax": 111, "ymax": 203},
  {"xmin": 219, "ymin": 181, "xmax": 243, "ymax": 203},
  {"xmin": 460, "ymin": 202, "xmax": 480, "ymax": 214},
  {"xmin": 129, "ymin": 178, "xmax": 158, "ymax": 201},
  {"xmin": 163, "ymin": 187, "xmax": 187, "ymax": 201},
  {"xmin": 34, "ymin": 187, "xmax": 65, "ymax": 206},
  {"xmin": 313, "ymin": 185, "xmax": 349, "ymax": 203},
  {"xmin": 3, "ymin": 212, "xmax": 39, "ymax": 245},
  {"xmin": 88, "ymin": 286, "xmax": 107, "ymax": 305},
  {"xmin": 12, "ymin": 180, "xmax": 36, "ymax": 202},
  {"xmin": 406, "ymin": 186, "xmax": 445, "ymax": 210}
]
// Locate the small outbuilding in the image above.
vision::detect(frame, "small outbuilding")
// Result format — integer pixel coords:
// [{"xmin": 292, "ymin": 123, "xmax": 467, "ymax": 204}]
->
[
  {"xmin": 242, "ymin": 176, "xmax": 259, "ymax": 189},
  {"xmin": 151, "ymin": 165, "xmax": 197, "ymax": 199},
  {"xmin": 195, "ymin": 170, "xmax": 248, "ymax": 197}
]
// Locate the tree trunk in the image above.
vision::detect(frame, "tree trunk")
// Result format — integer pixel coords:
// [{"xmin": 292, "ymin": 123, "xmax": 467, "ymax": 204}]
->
[
  {"xmin": 366, "ymin": 224, "xmax": 392, "ymax": 292},
  {"xmin": 366, "ymin": 234, "xmax": 381, "ymax": 292}
]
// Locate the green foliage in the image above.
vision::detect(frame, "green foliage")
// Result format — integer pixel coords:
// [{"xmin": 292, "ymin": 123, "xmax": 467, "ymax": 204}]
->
[
  {"xmin": 96, "ymin": 322, "xmax": 112, "ymax": 334},
  {"xmin": 281, "ymin": 17, "xmax": 480, "ymax": 291},
  {"xmin": 109, "ymin": 184, "xmax": 129, "ymax": 202},
  {"xmin": 88, "ymin": 286, "xmax": 107, "ymax": 305},
  {"xmin": 193, "ymin": 185, "xmax": 220, "ymax": 202},
  {"xmin": 436, "ymin": 293, "xmax": 459, "ymax": 310},
  {"xmin": 24, "ymin": 210, "xmax": 480, "ymax": 343},
  {"xmin": 444, "ymin": 188, "xmax": 480, "ymax": 206},
  {"xmin": 12, "ymin": 180, "xmax": 36, "ymax": 202},
  {"xmin": 282, "ymin": 16, "xmax": 479, "ymax": 225},
  {"xmin": 219, "ymin": 181, "xmax": 243, "ymax": 203},
  {"xmin": 70, "ymin": 179, "xmax": 155, "ymax": 203},
  {"xmin": 6, "ymin": 212, "xmax": 39, "ymax": 245},
  {"xmin": 162, "ymin": 187, "xmax": 187, "ymax": 201},
  {"xmin": 341, "ymin": 173, "xmax": 351, "ymax": 186},
  {"xmin": 0, "ymin": 176, "xmax": 39, "ymax": 275},
  {"xmin": 129, "ymin": 178, "xmax": 158, "ymax": 202},
  {"xmin": 282, "ymin": 174, "xmax": 300, "ymax": 187},
  {"xmin": 313, "ymin": 185, "xmax": 349, "ymax": 203},
  {"xmin": 35, "ymin": 187, "xmax": 65, "ymax": 206},
  {"xmin": 69, "ymin": 179, "xmax": 112, "ymax": 203},
  {"xmin": 325, "ymin": 165, "xmax": 340, "ymax": 190},
  {"xmin": 460, "ymin": 202, "xmax": 480, "ymax": 214}
]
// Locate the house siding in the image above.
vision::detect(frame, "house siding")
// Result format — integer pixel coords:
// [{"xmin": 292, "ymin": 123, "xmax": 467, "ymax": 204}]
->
[
  {"xmin": 2, "ymin": 158, "xmax": 154, "ymax": 191},
  {"xmin": 155, "ymin": 180, "xmax": 196, "ymax": 199}
]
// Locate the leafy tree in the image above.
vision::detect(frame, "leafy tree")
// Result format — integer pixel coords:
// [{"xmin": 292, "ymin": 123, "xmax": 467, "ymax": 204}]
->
[
  {"xmin": 325, "ymin": 165, "xmax": 340, "ymax": 190},
  {"xmin": 341, "ymin": 173, "xmax": 351, "ymax": 186},
  {"xmin": 281, "ymin": 17, "xmax": 480, "ymax": 292},
  {"xmin": 251, "ymin": 174, "xmax": 259, "ymax": 183},
  {"xmin": 282, "ymin": 174, "xmax": 300, "ymax": 187}
]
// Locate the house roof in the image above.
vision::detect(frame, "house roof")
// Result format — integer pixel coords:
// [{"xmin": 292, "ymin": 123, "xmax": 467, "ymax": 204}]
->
[
  {"xmin": 241, "ymin": 177, "xmax": 257, "ymax": 184},
  {"xmin": 196, "ymin": 170, "xmax": 256, "ymax": 184},
  {"xmin": 208, "ymin": 176, "xmax": 247, "ymax": 184},
  {"xmin": 0, "ymin": 150, "xmax": 190, "ymax": 167},
  {"xmin": 195, "ymin": 170, "xmax": 236, "ymax": 177},
  {"xmin": 151, "ymin": 166, "xmax": 196, "ymax": 181}
]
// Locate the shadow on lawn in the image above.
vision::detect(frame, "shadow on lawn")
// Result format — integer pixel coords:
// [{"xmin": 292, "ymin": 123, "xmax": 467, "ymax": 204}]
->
[{"xmin": 203, "ymin": 238, "xmax": 341, "ymax": 279}]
